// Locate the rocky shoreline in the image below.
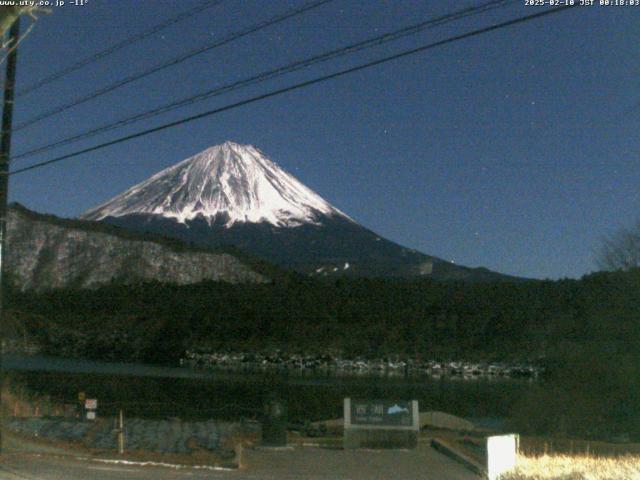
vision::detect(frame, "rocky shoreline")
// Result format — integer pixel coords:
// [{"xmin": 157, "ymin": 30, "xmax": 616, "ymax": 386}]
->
[{"xmin": 181, "ymin": 351, "xmax": 542, "ymax": 379}]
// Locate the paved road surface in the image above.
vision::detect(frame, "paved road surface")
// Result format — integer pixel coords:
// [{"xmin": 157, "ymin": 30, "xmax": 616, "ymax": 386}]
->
[{"xmin": 0, "ymin": 444, "xmax": 479, "ymax": 480}]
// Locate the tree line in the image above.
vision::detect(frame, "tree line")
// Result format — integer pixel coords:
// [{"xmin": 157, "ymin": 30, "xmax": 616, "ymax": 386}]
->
[{"xmin": 7, "ymin": 269, "xmax": 639, "ymax": 366}]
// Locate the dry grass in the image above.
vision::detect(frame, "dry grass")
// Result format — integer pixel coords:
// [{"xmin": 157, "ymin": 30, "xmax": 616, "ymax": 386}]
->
[
  {"xmin": 502, "ymin": 453, "xmax": 640, "ymax": 480},
  {"xmin": 520, "ymin": 437, "xmax": 640, "ymax": 457}
]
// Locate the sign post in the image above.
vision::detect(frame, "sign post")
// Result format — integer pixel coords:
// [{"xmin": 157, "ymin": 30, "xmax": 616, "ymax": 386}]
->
[
  {"xmin": 84, "ymin": 398, "xmax": 97, "ymax": 421},
  {"xmin": 343, "ymin": 398, "xmax": 419, "ymax": 449}
]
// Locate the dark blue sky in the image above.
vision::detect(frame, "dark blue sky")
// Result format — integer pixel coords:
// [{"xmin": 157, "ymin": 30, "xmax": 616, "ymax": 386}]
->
[{"xmin": 10, "ymin": 0, "xmax": 640, "ymax": 279}]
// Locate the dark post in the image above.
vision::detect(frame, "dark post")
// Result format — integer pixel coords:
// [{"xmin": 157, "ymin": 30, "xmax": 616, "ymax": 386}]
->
[
  {"xmin": 262, "ymin": 393, "xmax": 287, "ymax": 447},
  {"xmin": 0, "ymin": 16, "xmax": 21, "ymax": 454}
]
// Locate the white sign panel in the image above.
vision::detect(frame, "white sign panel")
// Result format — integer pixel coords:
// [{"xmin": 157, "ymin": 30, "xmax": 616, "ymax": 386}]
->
[
  {"xmin": 487, "ymin": 434, "xmax": 519, "ymax": 480},
  {"xmin": 86, "ymin": 411, "xmax": 96, "ymax": 420},
  {"xmin": 85, "ymin": 399, "xmax": 98, "ymax": 410}
]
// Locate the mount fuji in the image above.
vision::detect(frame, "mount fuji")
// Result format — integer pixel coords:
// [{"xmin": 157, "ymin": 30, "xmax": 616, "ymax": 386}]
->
[{"xmin": 82, "ymin": 141, "xmax": 511, "ymax": 280}]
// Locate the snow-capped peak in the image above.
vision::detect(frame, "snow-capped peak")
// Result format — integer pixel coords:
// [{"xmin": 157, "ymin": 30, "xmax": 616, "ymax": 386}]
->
[{"xmin": 81, "ymin": 141, "xmax": 350, "ymax": 228}]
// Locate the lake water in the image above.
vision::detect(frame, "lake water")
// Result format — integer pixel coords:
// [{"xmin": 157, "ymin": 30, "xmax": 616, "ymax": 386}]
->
[{"xmin": 4, "ymin": 354, "xmax": 530, "ymax": 427}]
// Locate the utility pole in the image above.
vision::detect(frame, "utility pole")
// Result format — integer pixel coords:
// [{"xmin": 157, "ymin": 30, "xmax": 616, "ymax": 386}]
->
[{"xmin": 0, "ymin": 16, "xmax": 21, "ymax": 454}]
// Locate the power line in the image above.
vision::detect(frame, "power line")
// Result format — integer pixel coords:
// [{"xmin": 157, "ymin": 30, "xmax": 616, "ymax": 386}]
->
[
  {"xmin": 16, "ymin": 0, "xmax": 225, "ymax": 98},
  {"xmin": 13, "ymin": 0, "xmax": 335, "ymax": 132},
  {"xmin": 13, "ymin": 0, "xmax": 515, "ymax": 162},
  {"xmin": 9, "ymin": 5, "xmax": 577, "ymax": 177}
]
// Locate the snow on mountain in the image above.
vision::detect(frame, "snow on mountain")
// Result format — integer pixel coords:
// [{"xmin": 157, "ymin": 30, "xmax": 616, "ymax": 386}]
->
[
  {"xmin": 80, "ymin": 141, "xmax": 518, "ymax": 281},
  {"xmin": 82, "ymin": 141, "xmax": 350, "ymax": 228}
]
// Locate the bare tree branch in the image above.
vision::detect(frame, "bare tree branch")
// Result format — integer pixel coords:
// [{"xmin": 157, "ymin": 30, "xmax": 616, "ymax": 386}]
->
[{"xmin": 596, "ymin": 221, "xmax": 640, "ymax": 271}]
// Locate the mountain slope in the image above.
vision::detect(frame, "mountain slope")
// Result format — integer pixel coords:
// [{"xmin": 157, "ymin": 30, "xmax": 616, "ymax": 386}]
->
[
  {"xmin": 82, "ymin": 141, "xmax": 516, "ymax": 281},
  {"xmin": 7, "ymin": 203, "xmax": 268, "ymax": 291}
]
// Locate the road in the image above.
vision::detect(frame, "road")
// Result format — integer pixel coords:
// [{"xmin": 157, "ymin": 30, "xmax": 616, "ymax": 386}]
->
[{"xmin": 0, "ymin": 444, "xmax": 479, "ymax": 480}]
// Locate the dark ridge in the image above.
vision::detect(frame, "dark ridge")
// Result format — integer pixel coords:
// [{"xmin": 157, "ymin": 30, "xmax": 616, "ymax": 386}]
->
[{"xmin": 101, "ymin": 211, "xmax": 526, "ymax": 282}]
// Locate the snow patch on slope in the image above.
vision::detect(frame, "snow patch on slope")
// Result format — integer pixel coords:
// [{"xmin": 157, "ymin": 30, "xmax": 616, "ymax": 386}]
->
[{"xmin": 82, "ymin": 141, "xmax": 350, "ymax": 228}]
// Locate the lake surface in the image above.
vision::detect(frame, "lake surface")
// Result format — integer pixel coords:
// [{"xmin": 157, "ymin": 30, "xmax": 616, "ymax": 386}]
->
[{"xmin": 3, "ymin": 354, "xmax": 530, "ymax": 426}]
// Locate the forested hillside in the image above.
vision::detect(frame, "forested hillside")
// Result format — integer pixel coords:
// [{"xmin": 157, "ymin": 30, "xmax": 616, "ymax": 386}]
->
[{"xmin": 9, "ymin": 269, "xmax": 640, "ymax": 365}]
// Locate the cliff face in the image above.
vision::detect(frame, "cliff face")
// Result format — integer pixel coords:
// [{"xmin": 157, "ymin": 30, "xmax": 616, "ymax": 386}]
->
[{"xmin": 6, "ymin": 205, "xmax": 267, "ymax": 291}]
